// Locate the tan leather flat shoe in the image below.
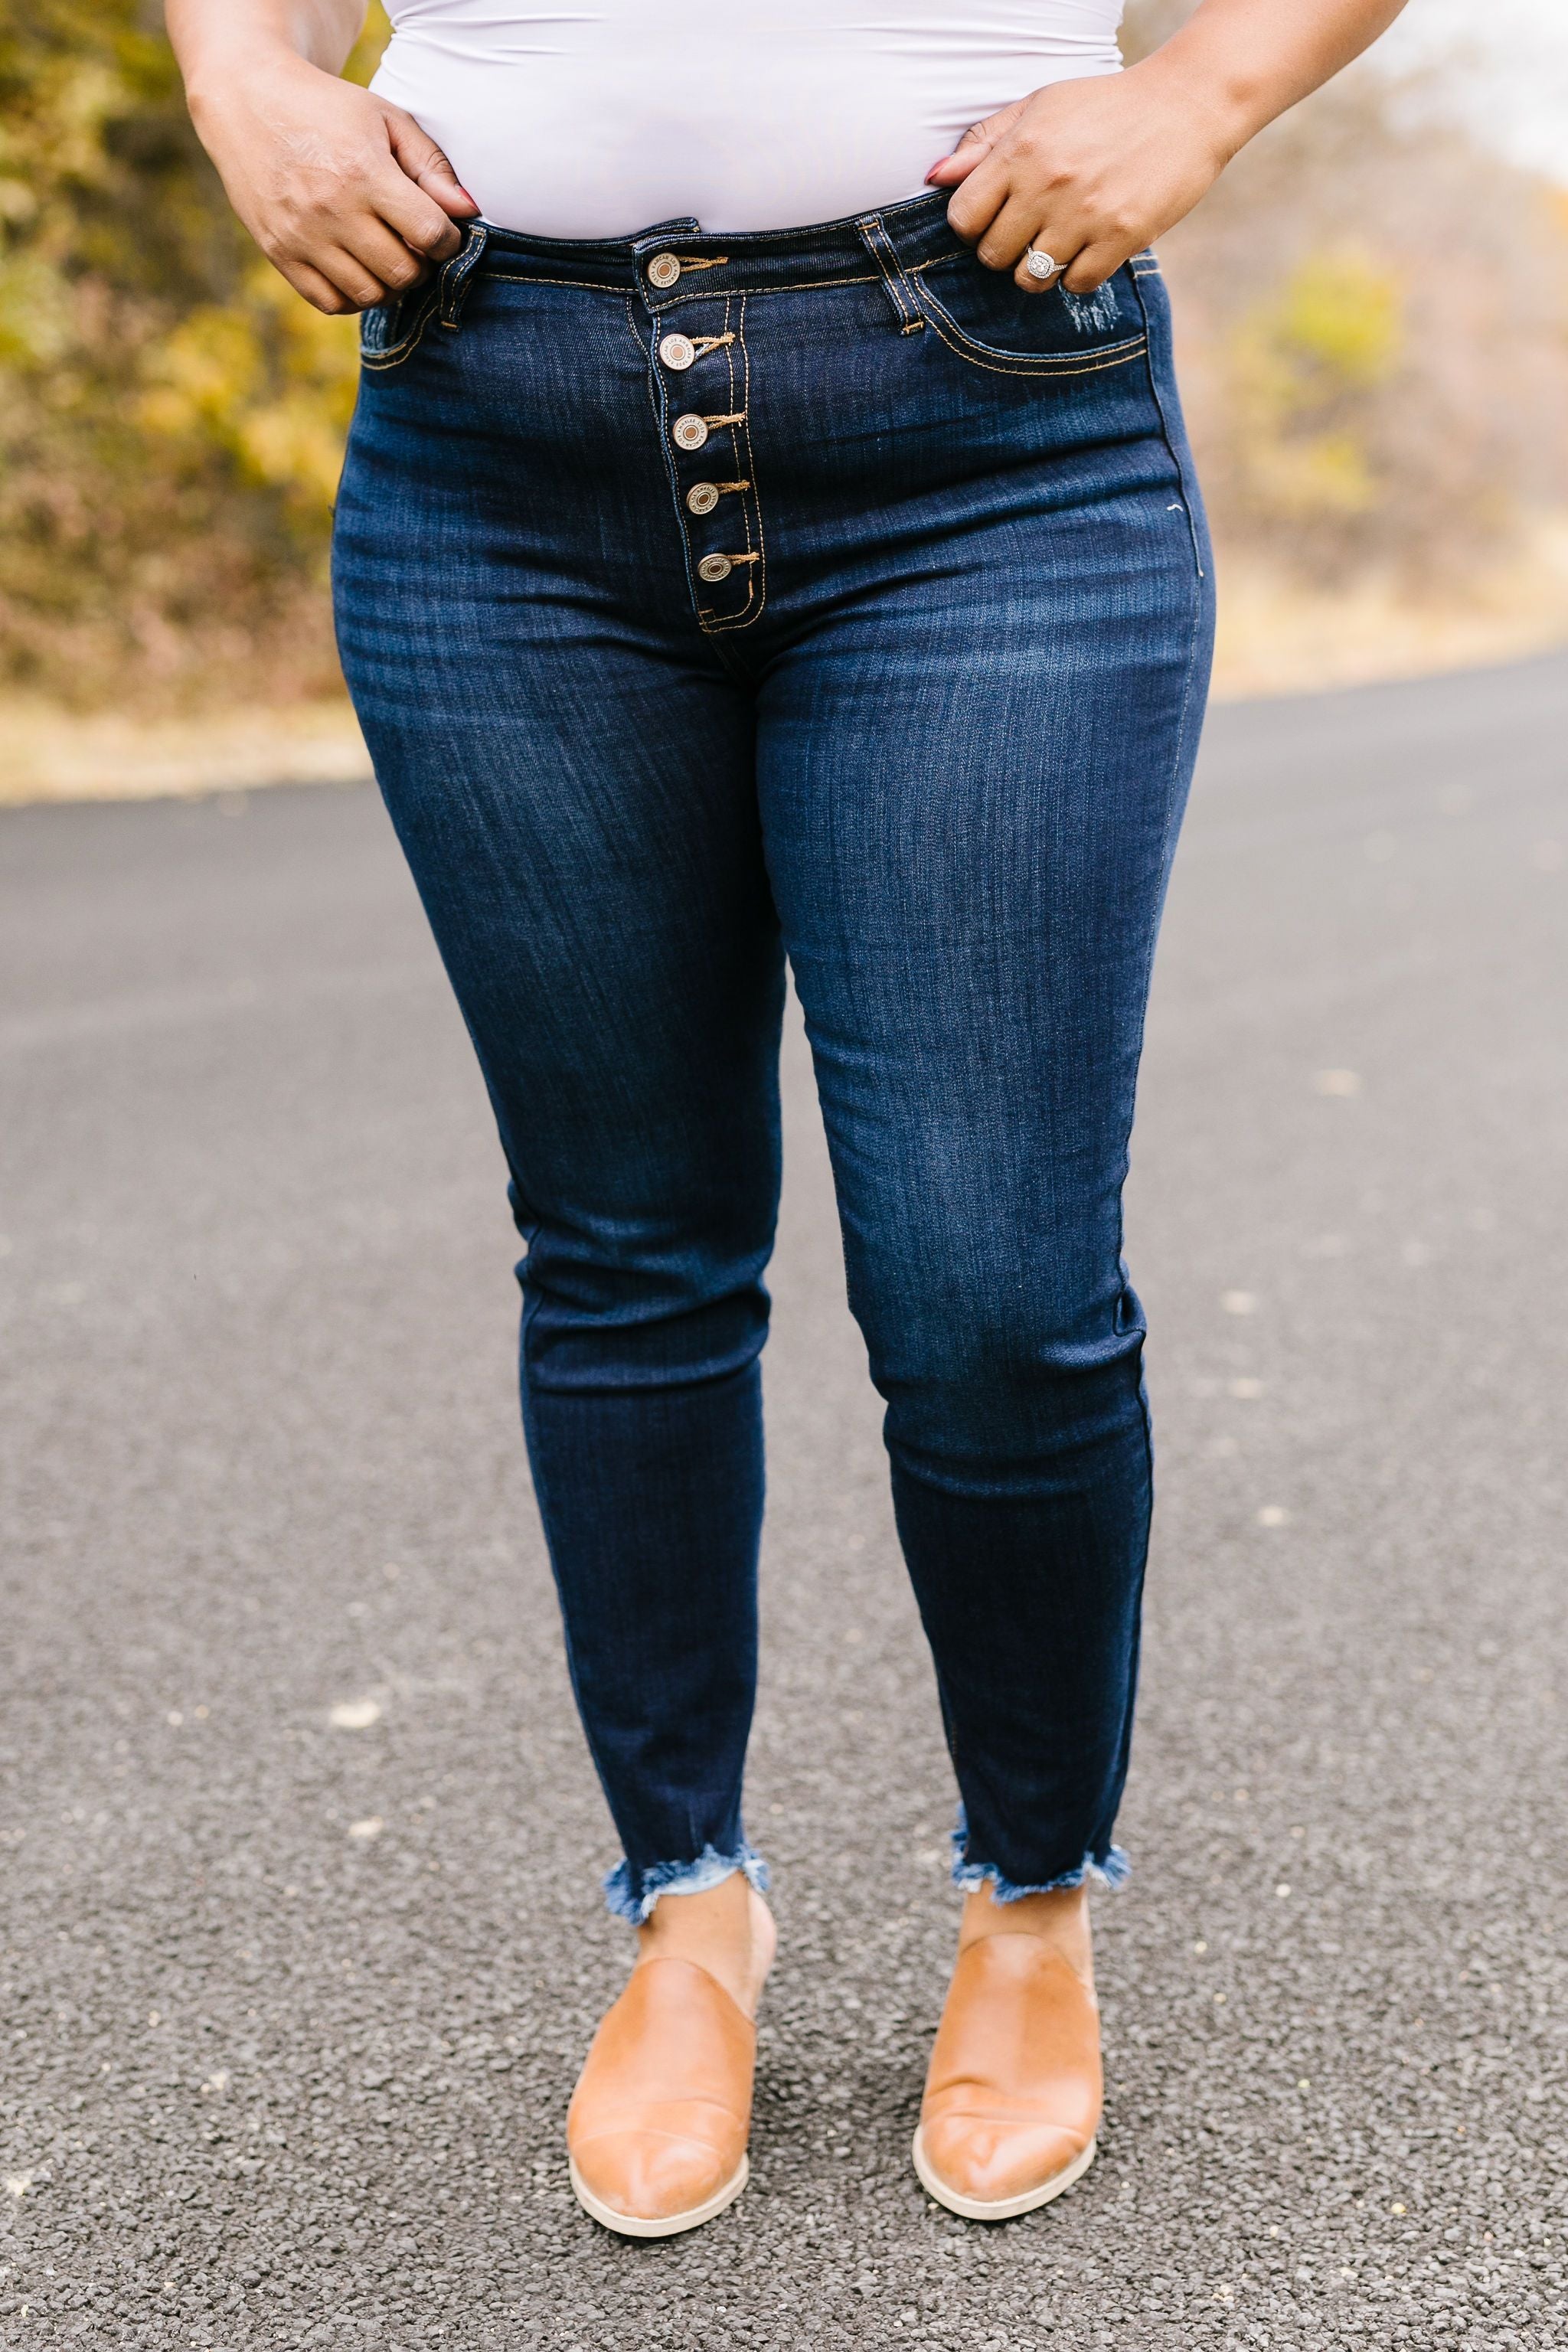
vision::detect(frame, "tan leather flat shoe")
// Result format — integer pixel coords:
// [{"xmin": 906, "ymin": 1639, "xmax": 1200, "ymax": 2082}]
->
[
  {"xmin": 913, "ymin": 1930, "xmax": 1102, "ymax": 2220},
  {"xmin": 567, "ymin": 1955, "xmax": 755, "ymax": 2238}
]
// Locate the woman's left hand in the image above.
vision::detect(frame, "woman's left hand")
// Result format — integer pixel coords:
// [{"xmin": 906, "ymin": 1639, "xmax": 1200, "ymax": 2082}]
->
[{"xmin": 926, "ymin": 64, "xmax": 1235, "ymax": 295}]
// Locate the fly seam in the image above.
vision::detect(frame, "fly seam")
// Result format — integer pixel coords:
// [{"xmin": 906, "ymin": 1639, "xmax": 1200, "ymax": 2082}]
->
[
  {"xmin": 724, "ymin": 296, "xmax": 755, "ymax": 613},
  {"xmin": 697, "ymin": 298, "xmax": 746, "ymax": 626},
  {"xmin": 627, "ymin": 295, "xmax": 667, "ymax": 438},
  {"xmin": 729, "ymin": 292, "xmax": 767, "ymax": 627},
  {"xmin": 701, "ymin": 292, "xmax": 766, "ymax": 632}
]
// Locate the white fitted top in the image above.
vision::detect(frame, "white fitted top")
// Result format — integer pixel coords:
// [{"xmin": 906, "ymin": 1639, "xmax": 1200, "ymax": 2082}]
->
[{"xmin": 371, "ymin": 3, "xmax": 1125, "ymax": 240}]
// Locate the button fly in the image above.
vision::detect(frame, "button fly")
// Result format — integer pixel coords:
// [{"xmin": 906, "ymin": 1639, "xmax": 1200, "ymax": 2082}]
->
[
  {"xmin": 671, "ymin": 413, "xmax": 709, "ymax": 451},
  {"xmin": 646, "ymin": 253, "xmax": 681, "ymax": 289},
  {"xmin": 658, "ymin": 332, "xmax": 696, "ymax": 371},
  {"xmin": 686, "ymin": 482, "xmax": 720, "ymax": 516},
  {"xmin": 697, "ymin": 554, "xmax": 733, "ymax": 583}
]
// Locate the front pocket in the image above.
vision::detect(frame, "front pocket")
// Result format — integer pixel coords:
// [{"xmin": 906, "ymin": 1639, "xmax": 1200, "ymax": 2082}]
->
[
  {"xmin": 907, "ymin": 254, "xmax": 1147, "ymax": 377},
  {"xmin": 358, "ymin": 279, "xmax": 440, "ymax": 371}
]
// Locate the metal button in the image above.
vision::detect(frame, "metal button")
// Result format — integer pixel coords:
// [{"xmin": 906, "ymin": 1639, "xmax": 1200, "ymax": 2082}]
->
[
  {"xmin": 646, "ymin": 253, "xmax": 681, "ymax": 289},
  {"xmin": 697, "ymin": 554, "xmax": 733, "ymax": 583},
  {"xmin": 658, "ymin": 332, "xmax": 696, "ymax": 371},
  {"xmin": 686, "ymin": 482, "xmax": 720, "ymax": 516},
  {"xmin": 672, "ymin": 413, "xmax": 709, "ymax": 451}
]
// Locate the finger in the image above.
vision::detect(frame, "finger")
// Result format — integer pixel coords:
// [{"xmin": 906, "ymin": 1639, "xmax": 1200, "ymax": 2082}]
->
[
  {"xmin": 316, "ymin": 246, "xmax": 392, "ymax": 312},
  {"xmin": 945, "ymin": 151, "xmax": 1012, "ymax": 246},
  {"xmin": 925, "ymin": 145, "xmax": 984, "ymax": 189},
  {"xmin": 271, "ymin": 255, "xmax": 357, "ymax": 316},
  {"xmin": 925, "ymin": 100, "xmax": 1024, "ymax": 187},
  {"xmin": 339, "ymin": 214, "xmax": 436, "ymax": 292},
  {"xmin": 1061, "ymin": 240, "xmax": 1133, "ymax": 296},
  {"xmin": 974, "ymin": 191, "xmax": 1049, "ymax": 273},
  {"xmin": 383, "ymin": 107, "xmax": 480, "ymax": 219},
  {"xmin": 371, "ymin": 161, "xmax": 467, "ymax": 263}
]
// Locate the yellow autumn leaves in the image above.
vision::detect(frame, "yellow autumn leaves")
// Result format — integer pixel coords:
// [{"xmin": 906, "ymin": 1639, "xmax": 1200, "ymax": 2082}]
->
[
  {"xmin": 1224, "ymin": 250, "xmax": 1405, "ymax": 528},
  {"xmin": 139, "ymin": 267, "xmax": 361, "ymax": 521},
  {"xmin": 2, "ymin": 0, "xmax": 1565, "ymax": 711},
  {"xmin": 0, "ymin": 0, "xmax": 384, "ymax": 706}
]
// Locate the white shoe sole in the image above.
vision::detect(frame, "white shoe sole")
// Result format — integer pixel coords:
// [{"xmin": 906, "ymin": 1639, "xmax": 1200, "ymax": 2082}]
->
[
  {"xmin": 911, "ymin": 2129, "xmax": 1096, "ymax": 2221},
  {"xmin": 568, "ymin": 2152, "xmax": 749, "ymax": 2239}
]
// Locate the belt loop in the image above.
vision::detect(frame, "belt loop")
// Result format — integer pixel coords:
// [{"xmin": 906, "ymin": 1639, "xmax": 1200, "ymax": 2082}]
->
[
  {"xmin": 856, "ymin": 215, "xmax": 925, "ymax": 335},
  {"xmin": 439, "ymin": 221, "xmax": 489, "ymax": 331}
]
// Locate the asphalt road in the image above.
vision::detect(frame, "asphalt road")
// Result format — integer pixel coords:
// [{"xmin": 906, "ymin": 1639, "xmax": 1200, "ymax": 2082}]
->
[{"xmin": 2, "ymin": 654, "xmax": 1566, "ymax": 2350}]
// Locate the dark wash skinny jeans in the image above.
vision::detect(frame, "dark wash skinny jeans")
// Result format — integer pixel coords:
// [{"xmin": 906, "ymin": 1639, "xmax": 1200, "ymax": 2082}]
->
[{"xmin": 333, "ymin": 191, "xmax": 1215, "ymax": 1922}]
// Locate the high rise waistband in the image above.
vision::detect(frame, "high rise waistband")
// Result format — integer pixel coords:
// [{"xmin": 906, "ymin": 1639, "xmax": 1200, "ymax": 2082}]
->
[{"xmin": 454, "ymin": 190, "xmax": 979, "ymax": 307}]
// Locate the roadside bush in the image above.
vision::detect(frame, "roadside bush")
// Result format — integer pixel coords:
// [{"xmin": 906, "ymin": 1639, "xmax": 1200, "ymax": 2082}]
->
[
  {"xmin": 1126, "ymin": 0, "xmax": 1568, "ymax": 585},
  {"xmin": 0, "ymin": 0, "xmax": 379, "ymax": 708},
  {"xmin": 1, "ymin": 0, "xmax": 1565, "ymax": 710}
]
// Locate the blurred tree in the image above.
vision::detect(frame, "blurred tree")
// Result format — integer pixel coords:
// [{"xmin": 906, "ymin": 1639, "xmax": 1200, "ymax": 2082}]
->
[
  {"xmin": 0, "ymin": 1, "xmax": 386, "ymax": 708},
  {"xmin": 1223, "ymin": 248, "xmax": 1404, "ymax": 537},
  {"xmin": 1125, "ymin": 0, "xmax": 1568, "ymax": 584},
  {"xmin": 0, "ymin": 2, "xmax": 1563, "ymax": 710}
]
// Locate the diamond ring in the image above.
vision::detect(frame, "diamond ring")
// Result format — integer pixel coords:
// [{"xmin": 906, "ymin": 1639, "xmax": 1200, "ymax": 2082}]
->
[{"xmin": 1024, "ymin": 247, "xmax": 1060, "ymax": 282}]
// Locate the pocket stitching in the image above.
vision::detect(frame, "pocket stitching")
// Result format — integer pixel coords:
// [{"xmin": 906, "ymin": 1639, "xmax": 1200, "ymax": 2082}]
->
[
  {"xmin": 359, "ymin": 283, "xmax": 441, "ymax": 371},
  {"xmin": 907, "ymin": 261, "xmax": 1148, "ymax": 376}
]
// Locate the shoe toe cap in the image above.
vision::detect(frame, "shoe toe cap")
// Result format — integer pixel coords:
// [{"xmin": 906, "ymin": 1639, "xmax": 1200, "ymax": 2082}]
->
[
  {"xmin": 922, "ymin": 2112, "xmax": 1085, "ymax": 2207},
  {"xmin": 571, "ymin": 2128, "xmax": 736, "ymax": 2223}
]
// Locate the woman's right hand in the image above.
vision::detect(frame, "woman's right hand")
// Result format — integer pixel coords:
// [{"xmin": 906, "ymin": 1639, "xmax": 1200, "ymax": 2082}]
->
[{"xmin": 185, "ymin": 50, "xmax": 479, "ymax": 315}]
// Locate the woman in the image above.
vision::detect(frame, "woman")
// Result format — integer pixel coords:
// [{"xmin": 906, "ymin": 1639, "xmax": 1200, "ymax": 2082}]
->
[{"xmin": 171, "ymin": 0, "xmax": 1405, "ymax": 2239}]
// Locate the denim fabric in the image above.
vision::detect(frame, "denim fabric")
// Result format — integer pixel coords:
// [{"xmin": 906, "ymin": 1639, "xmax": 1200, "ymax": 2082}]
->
[{"xmin": 333, "ymin": 191, "xmax": 1214, "ymax": 1922}]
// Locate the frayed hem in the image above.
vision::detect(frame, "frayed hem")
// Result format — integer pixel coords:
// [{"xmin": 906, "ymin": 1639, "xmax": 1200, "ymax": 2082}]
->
[
  {"xmin": 603, "ymin": 1841, "xmax": 769, "ymax": 1926},
  {"xmin": 949, "ymin": 1816, "xmax": 1129, "ymax": 1900}
]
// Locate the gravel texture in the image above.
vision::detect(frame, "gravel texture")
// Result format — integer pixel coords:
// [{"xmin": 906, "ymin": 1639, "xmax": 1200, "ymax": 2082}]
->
[{"xmin": 2, "ymin": 654, "xmax": 1566, "ymax": 2348}]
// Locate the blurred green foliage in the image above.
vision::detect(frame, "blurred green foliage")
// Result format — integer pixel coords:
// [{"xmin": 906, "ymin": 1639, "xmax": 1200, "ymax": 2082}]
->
[
  {"xmin": 2, "ymin": 1, "xmax": 1565, "ymax": 709},
  {"xmin": 0, "ymin": 1, "xmax": 386, "ymax": 707},
  {"xmin": 1224, "ymin": 250, "xmax": 1405, "ymax": 524},
  {"xmin": 1133, "ymin": 0, "xmax": 1568, "ymax": 583}
]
